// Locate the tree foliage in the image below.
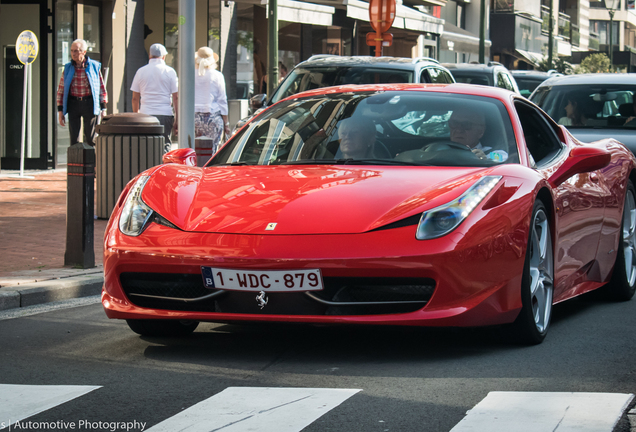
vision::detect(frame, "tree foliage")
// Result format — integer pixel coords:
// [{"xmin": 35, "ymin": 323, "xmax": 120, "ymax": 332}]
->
[{"xmin": 575, "ymin": 53, "xmax": 612, "ymax": 73}]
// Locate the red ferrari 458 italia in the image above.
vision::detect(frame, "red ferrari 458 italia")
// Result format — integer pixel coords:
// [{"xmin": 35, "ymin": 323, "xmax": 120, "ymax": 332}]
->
[{"xmin": 102, "ymin": 84, "xmax": 636, "ymax": 344}]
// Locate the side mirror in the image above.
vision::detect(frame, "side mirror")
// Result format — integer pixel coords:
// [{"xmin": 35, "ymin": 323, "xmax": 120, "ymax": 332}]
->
[
  {"xmin": 250, "ymin": 93, "xmax": 267, "ymax": 112},
  {"xmin": 162, "ymin": 148, "xmax": 197, "ymax": 166},
  {"xmin": 548, "ymin": 146, "xmax": 611, "ymax": 188}
]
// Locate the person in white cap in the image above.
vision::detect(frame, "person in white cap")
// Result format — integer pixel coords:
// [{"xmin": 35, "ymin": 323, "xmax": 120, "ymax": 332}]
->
[
  {"xmin": 193, "ymin": 46, "xmax": 229, "ymax": 166},
  {"xmin": 130, "ymin": 43, "xmax": 178, "ymax": 153}
]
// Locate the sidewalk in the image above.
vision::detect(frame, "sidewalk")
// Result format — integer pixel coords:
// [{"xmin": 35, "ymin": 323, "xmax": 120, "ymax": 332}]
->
[{"xmin": 0, "ymin": 168, "xmax": 107, "ymax": 311}]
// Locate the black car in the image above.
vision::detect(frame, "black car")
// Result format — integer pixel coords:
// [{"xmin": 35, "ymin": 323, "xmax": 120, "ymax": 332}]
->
[
  {"xmin": 442, "ymin": 62, "xmax": 520, "ymax": 95},
  {"xmin": 511, "ymin": 70, "xmax": 562, "ymax": 97},
  {"xmin": 245, "ymin": 55, "xmax": 455, "ymax": 119},
  {"xmin": 530, "ymin": 73, "xmax": 636, "ymax": 155}
]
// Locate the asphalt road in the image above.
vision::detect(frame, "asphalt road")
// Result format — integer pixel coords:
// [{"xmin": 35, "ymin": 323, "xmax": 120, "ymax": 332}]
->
[{"xmin": 0, "ymin": 293, "xmax": 635, "ymax": 432}]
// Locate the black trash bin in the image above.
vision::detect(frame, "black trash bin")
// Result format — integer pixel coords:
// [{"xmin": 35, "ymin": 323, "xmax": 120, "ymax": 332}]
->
[{"xmin": 95, "ymin": 113, "xmax": 164, "ymax": 219}]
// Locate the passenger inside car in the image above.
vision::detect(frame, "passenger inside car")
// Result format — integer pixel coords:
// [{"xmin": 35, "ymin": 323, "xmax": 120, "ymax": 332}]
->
[
  {"xmin": 622, "ymin": 98, "xmax": 636, "ymax": 126},
  {"xmin": 558, "ymin": 94, "xmax": 588, "ymax": 126},
  {"xmin": 335, "ymin": 118, "xmax": 391, "ymax": 159},
  {"xmin": 336, "ymin": 118, "xmax": 377, "ymax": 159}
]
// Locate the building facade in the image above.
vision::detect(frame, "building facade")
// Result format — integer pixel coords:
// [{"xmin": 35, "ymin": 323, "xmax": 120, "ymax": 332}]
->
[
  {"xmin": 2, "ymin": 0, "xmax": 625, "ymax": 172},
  {"xmin": 0, "ymin": 0, "xmax": 449, "ymax": 171}
]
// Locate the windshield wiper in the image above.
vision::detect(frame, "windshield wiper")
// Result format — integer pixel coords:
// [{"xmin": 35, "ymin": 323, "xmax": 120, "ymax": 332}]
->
[
  {"xmin": 339, "ymin": 159, "xmax": 427, "ymax": 166},
  {"xmin": 280, "ymin": 158, "xmax": 427, "ymax": 166},
  {"xmin": 215, "ymin": 161, "xmax": 252, "ymax": 166},
  {"xmin": 279, "ymin": 159, "xmax": 340, "ymax": 165}
]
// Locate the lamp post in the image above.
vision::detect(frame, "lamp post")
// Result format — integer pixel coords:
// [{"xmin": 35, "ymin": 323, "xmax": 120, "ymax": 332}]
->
[
  {"xmin": 479, "ymin": 0, "xmax": 485, "ymax": 63},
  {"xmin": 606, "ymin": 0, "xmax": 620, "ymax": 70},
  {"xmin": 548, "ymin": 0, "xmax": 554, "ymax": 69}
]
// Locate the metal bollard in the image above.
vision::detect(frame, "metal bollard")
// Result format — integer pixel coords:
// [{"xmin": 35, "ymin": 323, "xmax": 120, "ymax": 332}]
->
[{"xmin": 64, "ymin": 143, "xmax": 95, "ymax": 268}]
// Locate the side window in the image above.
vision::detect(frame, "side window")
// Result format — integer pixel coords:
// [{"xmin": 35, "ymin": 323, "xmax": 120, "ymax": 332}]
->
[
  {"xmin": 497, "ymin": 71, "xmax": 514, "ymax": 91},
  {"xmin": 439, "ymin": 70, "xmax": 454, "ymax": 83},
  {"xmin": 508, "ymin": 74, "xmax": 520, "ymax": 93},
  {"xmin": 420, "ymin": 69, "xmax": 432, "ymax": 83},
  {"xmin": 496, "ymin": 72, "xmax": 506, "ymax": 89},
  {"xmin": 503, "ymin": 74, "xmax": 515, "ymax": 91},
  {"xmin": 428, "ymin": 68, "xmax": 452, "ymax": 83},
  {"xmin": 515, "ymin": 101, "xmax": 563, "ymax": 166}
]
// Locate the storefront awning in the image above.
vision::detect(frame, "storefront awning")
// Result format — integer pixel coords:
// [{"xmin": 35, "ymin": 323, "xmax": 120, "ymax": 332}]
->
[
  {"xmin": 442, "ymin": 23, "xmax": 490, "ymax": 46},
  {"xmin": 515, "ymin": 49, "xmax": 544, "ymax": 67},
  {"xmin": 264, "ymin": 0, "xmax": 335, "ymax": 26},
  {"xmin": 440, "ymin": 23, "xmax": 490, "ymax": 56},
  {"xmin": 345, "ymin": 0, "xmax": 444, "ymax": 35}
]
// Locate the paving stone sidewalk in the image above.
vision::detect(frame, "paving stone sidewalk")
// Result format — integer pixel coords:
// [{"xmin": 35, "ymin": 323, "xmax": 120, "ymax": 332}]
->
[{"xmin": 0, "ymin": 168, "xmax": 107, "ymax": 310}]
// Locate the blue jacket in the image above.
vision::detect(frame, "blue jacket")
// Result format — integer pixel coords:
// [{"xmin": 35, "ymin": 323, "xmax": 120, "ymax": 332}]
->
[{"xmin": 62, "ymin": 57, "xmax": 102, "ymax": 116}]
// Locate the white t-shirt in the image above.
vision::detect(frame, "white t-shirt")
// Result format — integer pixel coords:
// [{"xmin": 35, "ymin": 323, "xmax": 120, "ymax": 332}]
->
[
  {"xmin": 475, "ymin": 143, "xmax": 508, "ymax": 162},
  {"xmin": 130, "ymin": 58, "xmax": 178, "ymax": 116},
  {"xmin": 194, "ymin": 68, "xmax": 228, "ymax": 115}
]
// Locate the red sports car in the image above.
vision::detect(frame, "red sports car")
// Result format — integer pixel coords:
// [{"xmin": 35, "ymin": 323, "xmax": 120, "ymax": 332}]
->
[{"xmin": 102, "ymin": 84, "xmax": 636, "ymax": 344}]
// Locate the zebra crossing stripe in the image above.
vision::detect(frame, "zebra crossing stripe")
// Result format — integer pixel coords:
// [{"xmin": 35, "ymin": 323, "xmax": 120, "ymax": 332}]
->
[
  {"xmin": 0, "ymin": 384, "xmax": 101, "ymax": 430},
  {"xmin": 450, "ymin": 391, "xmax": 635, "ymax": 432},
  {"xmin": 145, "ymin": 387, "xmax": 361, "ymax": 432}
]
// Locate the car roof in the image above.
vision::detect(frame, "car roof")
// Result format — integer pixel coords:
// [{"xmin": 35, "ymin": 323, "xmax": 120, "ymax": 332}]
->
[
  {"xmin": 284, "ymin": 82, "xmax": 516, "ymax": 102},
  {"xmin": 296, "ymin": 55, "xmax": 443, "ymax": 70},
  {"xmin": 442, "ymin": 63, "xmax": 504, "ymax": 72},
  {"xmin": 538, "ymin": 73, "xmax": 636, "ymax": 87},
  {"xmin": 511, "ymin": 70, "xmax": 550, "ymax": 77}
]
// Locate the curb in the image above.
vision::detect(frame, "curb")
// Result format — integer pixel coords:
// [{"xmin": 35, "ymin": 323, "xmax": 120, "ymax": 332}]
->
[{"xmin": 0, "ymin": 274, "xmax": 103, "ymax": 311}]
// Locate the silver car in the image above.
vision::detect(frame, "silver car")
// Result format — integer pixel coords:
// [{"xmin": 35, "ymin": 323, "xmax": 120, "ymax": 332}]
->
[{"xmin": 530, "ymin": 73, "xmax": 636, "ymax": 154}]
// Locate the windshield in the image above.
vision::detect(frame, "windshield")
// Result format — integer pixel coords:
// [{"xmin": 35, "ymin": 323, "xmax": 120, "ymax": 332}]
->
[
  {"xmin": 210, "ymin": 91, "xmax": 518, "ymax": 168},
  {"xmin": 514, "ymin": 76, "xmax": 546, "ymax": 98},
  {"xmin": 451, "ymin": 71, "xmax": 493, "ymax": 86},
  {"xmin": 531, "ymin": 84, "xmax": 636, "ymax": 129},
  {"xmin": 270, "ymin": 66, "xmax": 413, "ymax": 104}
]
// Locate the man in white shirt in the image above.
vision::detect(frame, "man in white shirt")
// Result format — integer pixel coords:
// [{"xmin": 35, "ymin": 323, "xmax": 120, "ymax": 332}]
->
[
  {"xmin": 448, "ymin": 108, "xmax": 508, "ymax": 162},
  {"xmin": 131, "ymin": 43, "xmax": 178, "ymax": 153}
]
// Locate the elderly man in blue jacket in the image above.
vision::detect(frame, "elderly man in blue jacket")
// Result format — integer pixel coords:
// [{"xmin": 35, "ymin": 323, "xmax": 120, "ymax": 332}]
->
[{"xmin": 56, "ymin": 39, "xmax": 108, "ymax": 145}]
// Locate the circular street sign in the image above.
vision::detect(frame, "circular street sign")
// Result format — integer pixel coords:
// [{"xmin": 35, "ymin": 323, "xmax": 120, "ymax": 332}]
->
[
  {"xmin": 368, "ymin": 0, "xmax": 396, "ymax": 34},
  {"xmin": 16, "ymin": 30, "xmax": 39, "ymax": 65}
]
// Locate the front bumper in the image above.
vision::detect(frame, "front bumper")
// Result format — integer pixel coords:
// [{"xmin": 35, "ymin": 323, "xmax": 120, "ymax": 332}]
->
[{"xmin": 103, "ymin": 216, "xmax": 528, "ymax": 327}]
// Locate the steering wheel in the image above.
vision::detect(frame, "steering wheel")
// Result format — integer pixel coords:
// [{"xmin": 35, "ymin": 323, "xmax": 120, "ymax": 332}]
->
[
  {"xmin": 373, "ymin": 139, "xmax": 392, "ymax": 159},
  {"xmin": 422, "ymin": 141, "xmax": 473, "ymax": 153}
]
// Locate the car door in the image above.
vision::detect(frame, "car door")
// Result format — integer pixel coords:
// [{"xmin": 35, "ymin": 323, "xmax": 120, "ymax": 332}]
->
[{"xmin": 515, "ymin": 100, "xmax": 608, "ymax": 301}]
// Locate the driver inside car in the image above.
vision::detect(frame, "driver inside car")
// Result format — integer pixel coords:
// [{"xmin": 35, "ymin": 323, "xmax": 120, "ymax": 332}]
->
[
  {"xmin": 336, "ymin": 118, "xmax": 378, "ymax": 159},
  {"xmin": 448, "ymin": 108, "xmax": 508, "ymax": 162}
]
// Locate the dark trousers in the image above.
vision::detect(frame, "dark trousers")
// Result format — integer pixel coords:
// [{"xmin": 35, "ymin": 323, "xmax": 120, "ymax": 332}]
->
[
  {"xmin": 68, "ymin": 97, "xmax": 97, "ymax": 145},
  {"xmin": 153, "ymin": 115, "xmax": 175, "ymax": 154}
]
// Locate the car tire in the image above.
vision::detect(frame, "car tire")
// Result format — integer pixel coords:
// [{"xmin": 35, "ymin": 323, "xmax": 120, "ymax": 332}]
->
[
  {"xmin": 607, "ymin": 180, "xmax": 636, "ymax": 301},
  {"xmin": 125, "ymin": 319, "xmax": 199, "ymax": 337},
  {"xmin": 512, "ymin": 200, "xmax": 554, "ymax": 345}
]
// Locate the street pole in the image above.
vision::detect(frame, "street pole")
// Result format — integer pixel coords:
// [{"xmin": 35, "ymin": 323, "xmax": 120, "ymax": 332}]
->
[
  {"xmin": 548, "ymin": 0, "xmax": 554, "ymax": 69},
  {"xmin": 609, "ymin": 10, "xmax": 615, "ymax": 70},
  {"xmin": 178, "ymin": 0, "xmax": 195, "ymax": 149},
  {"xmin": 268, "ymin": 0, "xmax": 279, "ymax": 97},
  {"xmin": 479, "ymin": 0, "xmax": 485, "ymax": 63}
]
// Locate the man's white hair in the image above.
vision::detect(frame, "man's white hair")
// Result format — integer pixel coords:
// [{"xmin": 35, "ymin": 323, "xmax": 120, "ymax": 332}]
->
[{"xmin": 72, "ymin": 39, "xmax": 88, "ymax": 51}]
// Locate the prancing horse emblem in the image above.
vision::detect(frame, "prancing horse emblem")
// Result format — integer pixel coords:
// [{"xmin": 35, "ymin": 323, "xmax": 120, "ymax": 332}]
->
[{"xmin": 256, "ymin": 291, "xmax": 268, "ymax": 309}]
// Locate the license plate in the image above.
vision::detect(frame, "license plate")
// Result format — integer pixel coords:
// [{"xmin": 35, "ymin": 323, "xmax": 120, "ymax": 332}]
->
[{"xmin": 201, "ymin": 267, "xmax": 323, "ymax": 292}]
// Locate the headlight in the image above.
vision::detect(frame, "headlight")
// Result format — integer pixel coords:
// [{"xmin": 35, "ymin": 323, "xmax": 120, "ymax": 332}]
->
[
  {"xmin": 416, "ymin": 176, "xmax": 502, "ymax": 240},
  {"xmin": 119, "ymin": 175, "xmax": 153, "ymax": 236}
]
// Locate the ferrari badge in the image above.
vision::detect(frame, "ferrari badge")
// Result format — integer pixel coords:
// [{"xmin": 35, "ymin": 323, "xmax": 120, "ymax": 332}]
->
[{"xmin": 256, "ymin": 291, "xmax": 268, "ymax": 309}]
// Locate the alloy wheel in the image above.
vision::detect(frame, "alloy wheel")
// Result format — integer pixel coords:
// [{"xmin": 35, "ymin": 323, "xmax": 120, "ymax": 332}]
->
[{"xmin": 529, "ymin": 208, "xmax": 554, "ymax": 334}]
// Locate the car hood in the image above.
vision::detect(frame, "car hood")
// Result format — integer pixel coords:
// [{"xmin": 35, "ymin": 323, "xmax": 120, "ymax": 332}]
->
[
  {"xmin": 568, "ymin": 128, "xmax": 636, "ymax": 153},
  {"xmin": 141, "ymin": 164, "xmax": 488, "ymax": 234}
]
